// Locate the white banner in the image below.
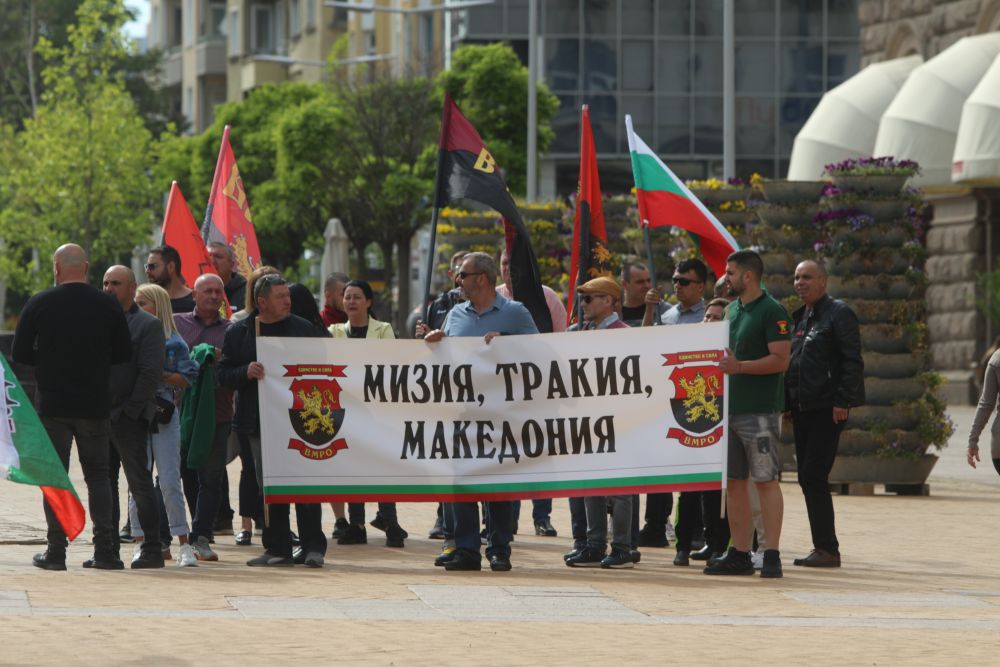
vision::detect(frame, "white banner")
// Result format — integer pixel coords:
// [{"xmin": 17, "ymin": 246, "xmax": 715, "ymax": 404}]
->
[{"xmin": 257, "ymin": 323, "xmax": 728, "ymax": 503}]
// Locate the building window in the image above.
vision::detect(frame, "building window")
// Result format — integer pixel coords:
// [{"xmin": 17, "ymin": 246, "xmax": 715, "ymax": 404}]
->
[
  {"xmin": 184, "ymin": 86, "xmax": 193, "ymax": 121},
  {"xmin": 307, "ymin": 0, "xmax": 316, "ymax": 29},
  {"xmin": 229, "ymin": 9, "xmax": 241, "ymax": 56},
  {"xmin": 252, "ymin": 4, "xmax": 276, "ymax": 54},
  {"xmin": 172, "ymin": 4, "xmax": 182, "ymax": 47},
  {"xmin": 203, "ymin": 1, "xmax": 226, "ymax": 39},
  {"xmin": 291, "ymin": 0, "xmax": 301, "ymax": 37}
]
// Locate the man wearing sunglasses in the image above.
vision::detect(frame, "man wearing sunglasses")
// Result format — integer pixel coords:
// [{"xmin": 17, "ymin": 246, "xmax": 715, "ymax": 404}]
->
[
  {"xmin": 562, "ymin": 276, "xmax": 634, "ymax": 569},
  {"xmin": 423, "ymin": 252, "xmax": 538, "ymax": 572},
  {"xmin": 146, "ymin": 245, "xmax": 195, "ymax": 315}
]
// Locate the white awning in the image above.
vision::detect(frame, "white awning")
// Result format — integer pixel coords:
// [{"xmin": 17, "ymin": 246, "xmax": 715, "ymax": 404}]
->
[
  {"xmin": 874, "ymin": 33, "xmax": 1000, "ymax": 186},
  {"xmin": 787, "ymin": 56, "xmax": 922, "ymax": 181},
  {"xmin": 953, "ymin": 52, "xmax": 1000, "ymax": 184}
]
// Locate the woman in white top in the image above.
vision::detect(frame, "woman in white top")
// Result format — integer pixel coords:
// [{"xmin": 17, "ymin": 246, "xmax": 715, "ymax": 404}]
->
[{"xmin": 329, "ymin": 280, "xmax": 407, "ymax": 547}]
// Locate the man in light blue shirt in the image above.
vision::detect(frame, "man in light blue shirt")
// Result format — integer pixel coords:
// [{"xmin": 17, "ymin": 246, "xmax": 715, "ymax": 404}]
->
[
  {"xmin": 660, "ymin": 258, "xmax": 708, "ymax": 325},
  {"xmin": 425, "ymin": 252, "xmax": 538, "ymax": 572}
]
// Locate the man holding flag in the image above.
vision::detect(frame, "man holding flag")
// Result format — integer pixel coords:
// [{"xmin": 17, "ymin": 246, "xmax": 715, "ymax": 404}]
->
[{"xmin": 12, "ymin": 244, "xmax": 132, "ymax": 570}]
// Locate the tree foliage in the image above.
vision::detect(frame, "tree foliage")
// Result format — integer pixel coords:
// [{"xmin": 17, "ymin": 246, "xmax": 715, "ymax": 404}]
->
[
  {"xmin": 438, "ymin": 42, "xmax": 559, "ymax": 195},
  {"xmin": 0, "ymin": 0, "xmax": 154, "ymax": 290}
]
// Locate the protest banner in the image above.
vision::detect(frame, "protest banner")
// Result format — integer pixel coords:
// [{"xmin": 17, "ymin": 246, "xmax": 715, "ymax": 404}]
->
[{"xmin": 258, "ymin": 323, "xmax": 728, "ymax": 503}]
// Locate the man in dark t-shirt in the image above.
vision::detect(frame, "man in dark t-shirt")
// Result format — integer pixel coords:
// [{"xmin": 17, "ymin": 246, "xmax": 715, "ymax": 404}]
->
[{"xmin": 13, "ymin": 244, "xmax": 131, "ymax": 571}]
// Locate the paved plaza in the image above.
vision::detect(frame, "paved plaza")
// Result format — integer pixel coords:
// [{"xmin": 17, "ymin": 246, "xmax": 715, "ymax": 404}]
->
[{"xmin": 1, "ymin": 404, "xmax": 999, "ymax": 665}]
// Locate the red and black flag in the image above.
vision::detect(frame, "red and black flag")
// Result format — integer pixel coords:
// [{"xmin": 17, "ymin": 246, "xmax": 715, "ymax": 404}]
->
[
  {"xmin": 567, "ymin": 105, "xmax": 612, "ymax": 326},
  {"xmin": 433, "ymin": 94, "xmax": 553, "ymax": 333}
]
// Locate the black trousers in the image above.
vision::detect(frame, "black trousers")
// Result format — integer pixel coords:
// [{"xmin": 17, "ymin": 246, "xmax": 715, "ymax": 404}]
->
[
  {"xmin": 238, "ymin": 433, "xmax": 263, "ymax": 520},
  {"xmin": 261, "ymin": 503, "xmax": 327, "ymax": 557},
  {"xmin": 348, "ymin": 502, "xmax": 396, "ymax": 525},
  {"xmin": 109, "ymin": 415, "xmax": 161, "ymax": 555},
  {"xmin": 642, "ymin": 492, "xmax": 674, "ymax": 532},
  {"xmin": 40, "ymin": 416, "xmax": 116, "ymax": 557},
  {"xmin": 674, "ymin": 490, "xmax": 730, "ymax": 553},
  {"xmin": 792, "ymin": 407, "xmax": 846, "ymax": 555}
]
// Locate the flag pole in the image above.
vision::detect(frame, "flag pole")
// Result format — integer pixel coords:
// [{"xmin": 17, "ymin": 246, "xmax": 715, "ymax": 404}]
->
[
  {"xmin": 159, "ymin": 181, "xmax": 178, "ymax": 245},
  {"xmin": 202, "ymin": 125, "xmax": 231, "ymax": 241},
  {"xmin": 421, "ymin": 98, "xmax": 452, "ymax": 325}
]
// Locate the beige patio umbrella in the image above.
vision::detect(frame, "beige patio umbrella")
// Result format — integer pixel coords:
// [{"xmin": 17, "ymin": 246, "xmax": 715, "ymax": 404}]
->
[{"xmin": 787, "ymin": 55, "xmax": 922, "ymax": 181}]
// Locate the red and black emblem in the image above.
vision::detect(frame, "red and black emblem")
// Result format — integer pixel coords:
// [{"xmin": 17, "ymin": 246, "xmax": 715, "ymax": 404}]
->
[
  {"xmin": 284, "ymin": 365, "xmax": 348, "ymax": 460},
  {"xmin": 662, "ymin": 351, "xmax": 725, "ymax": 448}
]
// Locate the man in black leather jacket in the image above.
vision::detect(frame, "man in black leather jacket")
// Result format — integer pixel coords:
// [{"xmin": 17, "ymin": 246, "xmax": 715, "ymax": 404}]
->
[{"xmin": 785, "ymin": 259, "xmax": 864, "ymax": 568}]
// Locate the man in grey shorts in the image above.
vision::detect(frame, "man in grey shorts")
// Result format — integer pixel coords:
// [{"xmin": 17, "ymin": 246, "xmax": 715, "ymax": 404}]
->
[{"xmin": 707, "ymin": 250, "xmax": 791, "ymax": 579}]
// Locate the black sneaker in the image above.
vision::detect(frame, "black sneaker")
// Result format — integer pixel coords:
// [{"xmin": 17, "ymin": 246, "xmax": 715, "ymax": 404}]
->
[
  {"xmin": 130, "ymin": 550, "xmax": 165, "ymax": 569},
  {"xmin": 630, "ymin": 549, "xmax": 642, "ymax": 564},
  {"xmin": 337, "ymin": 523, "xmax": 367, "ymax": 545},
  {"xmin": 489, "ymin": 554, "xmax": 512, "ymax": 571},
  {"xmin": 673, "ymin": 550, "xmax": 690, "ymax": 566},
  {"xmin": 82, "ymin": 556, "xmax": 125, "ymax": 570},
  {"xmin": 565, "ymin": 546, "xmax": 605, "ymax": 567},
  {"xmin": 331, "ymin": 517, "xmax": 349, "ymax": 539},
  {"xmin": 428, "ymin": 517, "xmax": 446, "ymax": 539},
  {"xmin": 563, "ymin": 545, "xmax": 586, "ymax": 562},
  {"xmin": 637, "ymin": 524, "xmax": 668, "ymax": 548},
  {"xmin": 443, "ymin": 549, "xmax": 482, "ymax": 571},
  {"xmin": 704, "ymin": 547, "xmax": 754, "ymax": 575},
  {"xmin": 31, "ymin": 550, "xmax": 66, "ymax": 571},
  {"xmin": 533, "ymin": 519, "xmax": 557, "ymax": 537},
  {"xmin": 760, "ymin": 549, "xmax": 783, "ymax": 579},
  {"xmin": 600, "ymin": 548, "xmax": 634, "ymax": 569},
  {"xmin": 371, "ymin": 514, "xmax": 409, "ymax": 539},
  {"xmin": 385, "ymin": 522, "xmax": 406, "ymax": 548}
]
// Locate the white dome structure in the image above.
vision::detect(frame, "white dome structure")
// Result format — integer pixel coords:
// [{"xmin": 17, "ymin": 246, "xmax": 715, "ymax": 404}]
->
[
  {"xmin": 873, "ymin": 33, "xmax": 1000, "ymax": 186},
  {"xmin": 952, "ymin": 52, "xmax": 1000, "ymax": 184},
  {"xmin": 787, "ymin": 55, "xmax": 922, "ymax": 181}
]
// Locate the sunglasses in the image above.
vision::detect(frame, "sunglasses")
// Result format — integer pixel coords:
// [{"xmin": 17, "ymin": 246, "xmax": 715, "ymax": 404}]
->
[
  {"xmin": 672, "ymin": 276, "xmax": 703, "ymax": 287},
  {"xmin": 580, "ymin": 294, "xmax": 609, "ymax": 303},
  {"xmin": 143, "ymin": 262, "xmax": 160, "ymax": 271},
  {"xmin": 253, "ymin": 273, "xmax": 286, "ymax": 299},
  {"xmin": 457, "ymin": 271, "xmax": 483, "ymax": 280}
]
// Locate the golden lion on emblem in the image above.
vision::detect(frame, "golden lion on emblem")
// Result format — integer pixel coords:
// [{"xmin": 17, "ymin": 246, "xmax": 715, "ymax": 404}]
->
[
  {"xmin": 679, "ymin": 372, "xmax": 721, "ymax": 423},
  {"xmin": 297, "ymin": 386, "xmax": 338, "ymax": 436}
]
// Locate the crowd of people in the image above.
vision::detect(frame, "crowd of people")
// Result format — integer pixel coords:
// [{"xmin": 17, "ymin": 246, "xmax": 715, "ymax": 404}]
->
[{"xmin": 15, "ymin": 238, "xmax": 878, "ymax": 577}]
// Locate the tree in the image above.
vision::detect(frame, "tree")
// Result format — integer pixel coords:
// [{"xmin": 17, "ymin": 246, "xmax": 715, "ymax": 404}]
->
[
  {"xmin": 0, "ymin": 0, "xmax": 154, "ymax": 290},
  {"xmin": 438, "ymin": 43, "xmax": 559, "ymax": 195},
  {"xmin": 276, "ymin": 73, "xmax": 438, "ymax": 330}
]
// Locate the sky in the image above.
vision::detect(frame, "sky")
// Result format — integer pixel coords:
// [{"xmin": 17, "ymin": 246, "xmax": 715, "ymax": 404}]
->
[{"xmin": 124, "ymin": 0, "xmax": 150, "ymax": 38}]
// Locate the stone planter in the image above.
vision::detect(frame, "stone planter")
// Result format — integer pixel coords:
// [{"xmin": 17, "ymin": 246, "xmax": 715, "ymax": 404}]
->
[
  {"xmin": 754, "ymin": 203, "xmax": 821, "ymax": 228},
  {"xmin": 862, "ymin": 352, "xmax": 925, "ymax": 379},
  {"xmin": 762, "ymin": 274, "xmax": 794, "ymax": 299},
  {"xmin": 828, "ymin": 454, "xmax": 938, "ymax": 485},
  {"xmin": 750, "ymin": 224, "xmax": 813, "ymax": 250},
  {"xmin": 827, "ymin": 253, "xmax": 911, "ymax": 277},
  {"xmin": 689, "ymin": 187, "xmax": 749, "ymax": 207},
  {"xmin": 865, "ymin": 377, "xmax": 925, "ymax": 405},
  {"xmin": 835, "ymin": 428, "xmax": 925, "ymax": 457},
  {"xmin": 759, "ymin": 180, "xmax": 828, "ymax": 204},
  {"xmin": 845, "ymin": 299, "xmax": 923, "ymax": 324},
  {"xmin": 852, "ymin": 198, "xmax": 911, "ymax": 222},
  {"xmin": 761, "ymin": 252, "xmax": 799, "ymax": 274},
  {"xmin": 846, "ymin": 404, "xmax": 919, "ymax": 430},
  {"xmin": 830, "ymin": 225, "xmax": 909, "ymax": 247},
  {"xmin": 830, "ymin": 173, "xmax": 909, "ymax": 196},
  {"xmin": 826, "ymin": 275, "xmax": 916, "ymax": 300},
  {"xmin": 711, "ymin": 210, "xmax": 754, "ymax": 226},
  {"xmin": 860, "ymin": 324, "xmax": 915, "ymax": 354}
]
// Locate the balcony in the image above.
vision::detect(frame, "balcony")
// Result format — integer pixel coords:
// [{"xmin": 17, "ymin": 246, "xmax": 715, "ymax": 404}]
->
[
  {"xmin": 196, "ymin": 38, "xmax": 227, "ymax": 76},
  {"xmin": 239, "ymin": 58, "xmax": 289, "ymax": 92},
  {"xmin": 163, "ymin": 48, "xmax": 182, "ymax": 87}
]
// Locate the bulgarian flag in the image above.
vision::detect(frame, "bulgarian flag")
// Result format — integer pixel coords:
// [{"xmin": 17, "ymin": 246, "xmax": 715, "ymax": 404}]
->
[
  {"xmin": 0, "ymin": 356, "xmax": 85, "ymax": 540},
  {"xmin": 625, "ymin": 115, "xmax": 739, "ymax": 278}
]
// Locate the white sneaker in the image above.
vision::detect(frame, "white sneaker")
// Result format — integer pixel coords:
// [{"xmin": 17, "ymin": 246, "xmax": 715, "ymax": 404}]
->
[
  {"xmin": 177, "ymin": 543, "xmax": 198, "ymax": 567},
  {"xmin": 192, "ymin": 535, "xmax": 219, "ymax": 562},
  {"xmin": 665, "ymin": 520, "xmax": 677, "ymax": 542},
  {"xmin": 131, "ymin": 544, "xmax": 143, "ymax": 563},
  {"xmin": 751, "ymin": 550, "xmax": 764, "ymax": 571}
]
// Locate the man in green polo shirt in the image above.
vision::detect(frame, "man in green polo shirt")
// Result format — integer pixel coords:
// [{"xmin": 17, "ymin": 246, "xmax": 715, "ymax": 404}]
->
[{"xmin": 705, "ymin": 249, "xmax": 791, "ymax": 579}]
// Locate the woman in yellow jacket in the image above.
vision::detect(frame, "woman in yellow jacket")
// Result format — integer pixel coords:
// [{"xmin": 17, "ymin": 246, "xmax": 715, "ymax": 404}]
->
[{"xmin": 329, "ymin": 280, "xmax": 408, "ymax": 547}]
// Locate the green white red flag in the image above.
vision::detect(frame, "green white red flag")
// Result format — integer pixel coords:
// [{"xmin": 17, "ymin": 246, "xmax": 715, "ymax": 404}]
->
[
  {"xmin": 0, "ymin": 356, "xmax": 85, "ymax": 540},
  {"xmin": 625, "ymin": 115, "xmax": 739, "ymax": 278}
]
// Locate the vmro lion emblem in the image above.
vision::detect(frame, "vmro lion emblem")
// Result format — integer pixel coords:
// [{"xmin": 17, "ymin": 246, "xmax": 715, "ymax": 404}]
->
[
  {"xmin": 231, "ymin": 234, "xmax": 253, "ymax": 277},
  {"xmin": 297, "ymin": 386, "xmax": 339, "ymax": 436},
  {"xmin": 678, "ymin": 372, "xmax": 721, "ymax": 424}
]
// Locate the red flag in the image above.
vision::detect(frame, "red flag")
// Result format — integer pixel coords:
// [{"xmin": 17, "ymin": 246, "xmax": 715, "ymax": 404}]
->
[
  {"xmin": 567, "ymin": 105, "xmax": 611, "ymax": 326},
  {"xmin": 161, "ymin": 182, "xmax": 231, "ymax": 317},
  {"xmin": 433, "ymin": 95, "xmax": 553, "ymax": 333},
  {"xmin": 201, "ymin": 125, "xmax": 261, "ymax": 277},
  {"xmin": 161, "ymin": 182, "xmax": 216, "ymax": 286}
]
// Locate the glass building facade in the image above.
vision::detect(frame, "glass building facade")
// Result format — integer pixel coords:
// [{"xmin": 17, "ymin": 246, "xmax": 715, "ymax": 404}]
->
[{"xmin": 458, "ymin": 0, "xmax": 860, "ymax": 194}]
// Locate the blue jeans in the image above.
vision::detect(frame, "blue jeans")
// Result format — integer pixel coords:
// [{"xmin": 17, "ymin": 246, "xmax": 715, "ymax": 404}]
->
[
  {"xmin": 454, "ymin": 501, "xmax": 512, "ymax": 558},
  {"xmin": 129, "ymin": 410, "xmax": 188, "ymax": 538},
  {"xmin": 584, "ymin": 495, "xmax": 633, "ymax": 552},
  {"xmin": 189, "ymin": 421, "xmax": 231, "ymax": 542}
]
